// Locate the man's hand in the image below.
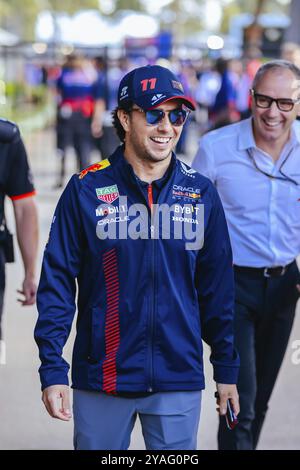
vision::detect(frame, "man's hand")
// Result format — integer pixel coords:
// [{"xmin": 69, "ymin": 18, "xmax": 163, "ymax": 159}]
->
[
  {"xmin": 17, "ymin": 275, "xmax": 37, "ymax": 306},
  {"xmin": 296, "ymin": 284, "xmax": 300, "ymax": 294},
  {"xmin": 42, "ymin": 385, "xmax": 72, "ymax": 421},
  {"xmin": 13, "ymin": 196, "xmax": 38, "ymax": 305},
  {"xmin": 215, "ymin": 383, "xmax": 239, "ymax": 417}
]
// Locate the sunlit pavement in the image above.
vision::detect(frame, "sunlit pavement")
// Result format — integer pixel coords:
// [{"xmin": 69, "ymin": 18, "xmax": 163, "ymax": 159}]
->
[{"xmin": 0, "ymin": 126, "xmax": 299, "ymax": 450}]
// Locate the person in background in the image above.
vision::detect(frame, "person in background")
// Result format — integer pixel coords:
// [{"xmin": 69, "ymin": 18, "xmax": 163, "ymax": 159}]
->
[
  {"xmin": 193, "ymin": 60, "xmax": 300, "ymax": 450},
  {"xmin": 0, "ymin": 118, "xmax": 38, "ymax": 364},
  {"xmin": 281, "ymin": 42, "xmax": 300, "ymax": 68},
  {"xmin": 93, "ymin": 57, "xmax": 130, "ymax": 160},
  {"xmin": 55, "ymin": 55, "xmax": 105, "ymax": 188},
  {"xmin": 209, "ymin": 58, "xmax": 240, "ymax": 130}
]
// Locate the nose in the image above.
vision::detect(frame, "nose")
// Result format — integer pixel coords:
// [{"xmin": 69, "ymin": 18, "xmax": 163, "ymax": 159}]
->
[
  {"xmin": 156, "ymin": 114, "xmax": 173, "ymax": 132},
  {"xmin": 265, "ymin": 100, "xmax": 280, "ymax": 117}
]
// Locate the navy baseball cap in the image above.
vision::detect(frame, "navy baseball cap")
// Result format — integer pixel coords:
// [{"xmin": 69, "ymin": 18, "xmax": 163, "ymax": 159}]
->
[{"xmin": 118, "ymin": 64, "xmax": 196, "ymax": 111}]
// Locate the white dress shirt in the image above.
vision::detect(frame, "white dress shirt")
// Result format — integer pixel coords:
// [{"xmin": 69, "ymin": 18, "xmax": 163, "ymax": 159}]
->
[{"xmin": 193, "ymin": 117, "xmax": 300, "ymax": 267}]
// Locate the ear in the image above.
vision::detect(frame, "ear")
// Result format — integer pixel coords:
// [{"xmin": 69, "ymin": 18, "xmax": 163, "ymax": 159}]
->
[{"xmin": 117, "ymin": 109, "xmax": 131, "ymax": 133}]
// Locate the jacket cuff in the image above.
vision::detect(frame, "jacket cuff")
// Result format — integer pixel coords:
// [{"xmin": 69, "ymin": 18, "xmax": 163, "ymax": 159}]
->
[
  {"xmin": 213, "ymin": 365, "xmax": 239, "ymax": 384},
  {"xmin": 39, "ymin": 369, "xmax": 69, "ymax": 391}
]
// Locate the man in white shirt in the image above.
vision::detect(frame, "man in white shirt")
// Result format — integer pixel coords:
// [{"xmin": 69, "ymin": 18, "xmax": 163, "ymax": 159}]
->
[{"xmin": 193, "ymin": 60, "xmax": 300, "ymax": 450}]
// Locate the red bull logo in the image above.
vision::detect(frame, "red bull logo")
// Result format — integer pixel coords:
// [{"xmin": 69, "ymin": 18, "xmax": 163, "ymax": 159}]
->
[
  {"xmin": 172, "ymin": 190, "xmax": 201, "ymax": 200},
  {"xmin": 189, "ymin": 193, "xmax": 201, "ymax": 199},
  {"xmin": 79, "ymin": 159, "xmax": 110, "ymax": 179}
]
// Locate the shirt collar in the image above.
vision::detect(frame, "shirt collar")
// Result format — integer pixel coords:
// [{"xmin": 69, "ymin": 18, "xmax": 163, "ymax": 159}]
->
[
  {"xmin": 237, "ymin": 117, "xmax": 257, "ymax": 151},
  {"xmin": 289, "ymin": 120, "xmax": 300, "ymax": 146}
]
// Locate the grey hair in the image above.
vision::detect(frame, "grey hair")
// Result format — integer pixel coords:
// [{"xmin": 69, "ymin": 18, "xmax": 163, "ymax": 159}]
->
[{"xmin": 252, "ymin": 60, "xmax": 300, "ymax": 90}]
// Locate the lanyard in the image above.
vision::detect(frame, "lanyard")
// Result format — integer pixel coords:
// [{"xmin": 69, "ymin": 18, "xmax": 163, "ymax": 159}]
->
[{"xmin": 246, "ymin": 148, "xmax": 299, "ymax": 186}]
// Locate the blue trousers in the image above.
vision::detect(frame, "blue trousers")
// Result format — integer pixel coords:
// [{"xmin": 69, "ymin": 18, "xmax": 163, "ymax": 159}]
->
[{"xmin": 73, "ymin": 390, "xmax": 202, "ymax": 450}]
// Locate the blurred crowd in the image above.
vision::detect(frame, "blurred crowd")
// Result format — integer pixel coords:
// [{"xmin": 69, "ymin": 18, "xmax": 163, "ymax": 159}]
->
[{"xmin": 27, "ymin": 40, "xmax": 300, "ymax": 185}]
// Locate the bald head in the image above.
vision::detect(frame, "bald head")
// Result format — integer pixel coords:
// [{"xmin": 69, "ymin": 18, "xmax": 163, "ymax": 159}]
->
[{"xmin": 252, "ymin": 60, "xmax": 300, "ymax": 91}]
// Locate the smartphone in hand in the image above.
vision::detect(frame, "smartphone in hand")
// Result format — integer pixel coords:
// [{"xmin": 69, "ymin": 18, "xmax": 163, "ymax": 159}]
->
[{"xmin": 215, "ymin": 392, "xmax": 238, "ymax": 430}]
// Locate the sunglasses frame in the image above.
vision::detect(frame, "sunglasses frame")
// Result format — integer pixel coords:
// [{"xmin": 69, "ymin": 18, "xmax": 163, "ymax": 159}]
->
[{"xmin": 131, "ymin": 106, "xmax": 190, "ymax": 126}]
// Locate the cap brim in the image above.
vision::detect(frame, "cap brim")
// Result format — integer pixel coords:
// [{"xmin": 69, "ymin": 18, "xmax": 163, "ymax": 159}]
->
[
  {"xmin": 135, "ymin": 94, "xmax": 196, "ymax": 111},
  {"xmin": 151, "ymin": 95, "xmax": 196, "ymax": 111}
]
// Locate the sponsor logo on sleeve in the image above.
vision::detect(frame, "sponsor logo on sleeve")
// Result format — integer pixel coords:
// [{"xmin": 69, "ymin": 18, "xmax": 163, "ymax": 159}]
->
[{"xmin": 79, "ymin": 159, "xmax": 110, "ymax": 179}]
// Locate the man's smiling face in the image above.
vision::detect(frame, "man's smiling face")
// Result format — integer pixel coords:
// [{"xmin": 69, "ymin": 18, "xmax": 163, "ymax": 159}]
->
[
  {"xmin": 251, "ymin": 67, "xmax": 300, "ymax": 146},
  {"xmin": 121, "ymin": 99, "xmax": 184, "ymax": 164}
]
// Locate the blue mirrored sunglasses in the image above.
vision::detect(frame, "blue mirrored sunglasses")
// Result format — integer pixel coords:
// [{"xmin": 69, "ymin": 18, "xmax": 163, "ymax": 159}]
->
[{"xmin": 131, "ymin": 107, "xmax": 190, "ymax": 126}]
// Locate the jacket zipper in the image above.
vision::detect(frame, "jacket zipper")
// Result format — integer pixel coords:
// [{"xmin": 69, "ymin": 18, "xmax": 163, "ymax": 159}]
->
[{"xmin": 148, "ymin": 183, "xmax": 155, "ymax": 392}]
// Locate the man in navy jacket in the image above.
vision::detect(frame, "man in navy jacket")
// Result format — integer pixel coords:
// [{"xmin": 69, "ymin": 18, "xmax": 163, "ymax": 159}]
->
[{"xmin": 35, "ymin": 65, "xmax": 239, "ymax": 450}]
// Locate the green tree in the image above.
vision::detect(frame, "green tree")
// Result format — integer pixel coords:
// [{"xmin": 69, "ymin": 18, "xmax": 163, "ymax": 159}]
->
[
  {"xmin": 221, "ymin": 0, "xmax": 290, "ymax": 34},
  {"xmin": 0, "ymin": 0, "xmax": 149, "ymax": 41},
  {"xmin": 0, "ymin": 0, "xmax": 40, "ymax": 40},
  {"xmin": 114, "ymin": 0, "xmax": 144, "ymax": 11},
  {"xmin": 46, "ymin": 0, "xmax": 99, "ymax": 14},
  {"xmin": 0, "ymin": 0, "xmax": 100, "ymax": 41},
  {"xmin": 158, "ymin": 0, "xmax": 204, "ymax": 40}
]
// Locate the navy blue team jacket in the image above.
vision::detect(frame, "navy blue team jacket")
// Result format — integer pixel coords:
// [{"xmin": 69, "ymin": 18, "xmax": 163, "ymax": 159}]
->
[{"xmin": 35, "ymin": 145, "xmax": 239, "ymax": 393}]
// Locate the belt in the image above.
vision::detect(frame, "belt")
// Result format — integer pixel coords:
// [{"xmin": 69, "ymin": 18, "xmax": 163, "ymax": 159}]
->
[{"xmin": 233, "ymin": 261, "xmax": 294, "ymax": 278}]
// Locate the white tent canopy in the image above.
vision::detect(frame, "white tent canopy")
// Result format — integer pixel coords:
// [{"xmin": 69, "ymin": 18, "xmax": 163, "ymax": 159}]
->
[
  {"xmin": 0, "ymin": 27, "xmax": 19, "ymax": 46},
  {"xmin": 36, "ymin": 10, "xmax": 159, "ymax": 46}
]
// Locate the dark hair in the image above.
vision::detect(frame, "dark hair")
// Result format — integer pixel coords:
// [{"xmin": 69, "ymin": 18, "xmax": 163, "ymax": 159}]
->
[
  {"xmin": 252, "ymin": 59, "xmax": 300, "ymax": 89},
  {"xmin": 112, "ymin": 103, "xmax": 133, "ymax": 143}
]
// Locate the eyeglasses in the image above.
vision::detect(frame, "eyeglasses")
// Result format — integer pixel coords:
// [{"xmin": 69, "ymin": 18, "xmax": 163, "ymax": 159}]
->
[
  {"xmin": 250, "ymin": 89, "xmax": 300, "ymax": 112},
  {"xmin": 131, "ymin": 107, "xmax": 190, "ymax": 126},
  {"xmin": 247, "ymin": 148, "xmax": 299, "ymax": 186}
]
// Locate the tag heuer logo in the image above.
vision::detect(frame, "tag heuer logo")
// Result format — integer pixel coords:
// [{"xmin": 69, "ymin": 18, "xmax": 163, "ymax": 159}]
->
[{"xmin": 96, "ymin": 185, "xmax": 119, "ymax": 203}]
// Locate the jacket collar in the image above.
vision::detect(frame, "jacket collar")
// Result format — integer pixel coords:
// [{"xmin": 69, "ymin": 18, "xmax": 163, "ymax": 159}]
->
[{"xmin": 109, "ymin": 144, "xmax": 178, "ymax": 189}]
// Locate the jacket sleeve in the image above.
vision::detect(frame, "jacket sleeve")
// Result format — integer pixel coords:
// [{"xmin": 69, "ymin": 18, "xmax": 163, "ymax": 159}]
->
[
  {"xmin": 196, "ymin": 184, "xmax": 239, "ymax": 384},
  {"xmin": 34, "ymin": 175, "xmax": 83, "ymax": 390}
]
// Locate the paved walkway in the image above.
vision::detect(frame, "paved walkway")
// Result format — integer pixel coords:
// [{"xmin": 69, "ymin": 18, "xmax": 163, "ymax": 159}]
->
[{"xmin": 0, "ymin": 127, "xmax": 299, "ymax": 449}]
